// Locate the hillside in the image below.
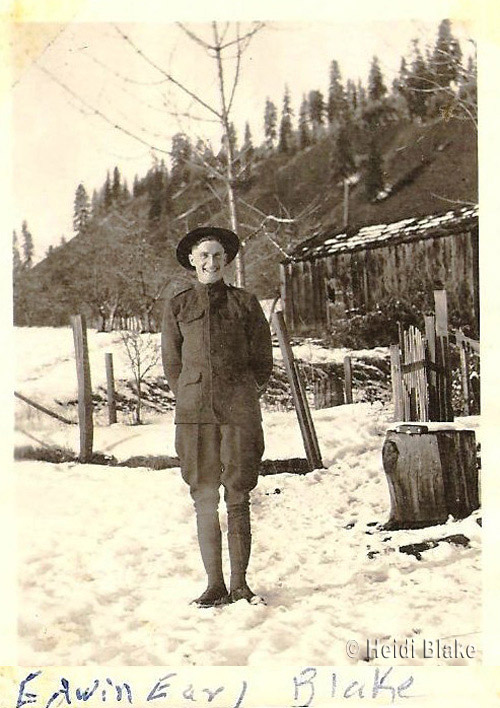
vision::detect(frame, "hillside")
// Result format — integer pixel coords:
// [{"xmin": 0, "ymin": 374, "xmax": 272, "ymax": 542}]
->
[
  {"xmin": 241, "ymin": 116, "xmax": 477, "ymax": 297},
  {"xmin": 15, "ymin": 115, "xmax": 477, "ymax": 327}
]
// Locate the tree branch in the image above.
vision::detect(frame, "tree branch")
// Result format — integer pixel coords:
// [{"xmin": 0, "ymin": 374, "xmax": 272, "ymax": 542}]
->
[
  {"xmin": 176, "ymin": 23, "xmax": 214, "ymax": 51},
  {"xmin": 241, "ymin": 221, "xmax": 291, "ymax": 259},
  {"xmin": 218, "ymin": 22, "xmax": 265, "ymax": 50},
  {"xmin": 81, "ymin": 50, "xmax": 168, "ymax": 86},
  {"xmin": 36, "ymin": 63, "xmax": 171, "ymax": 155},
  {"xmin": 204, "ymin": 179, "xmax": 226, "ymax": 207},
  {"xmin": 430, "ymin": 193, "xmax": 476, "ymax": 207},
  {"xmin": 226, "ymin": 24, "xmax": 242, "ymax": 116},
  {"xmin": 113, "ymin": 24, "xmax": 222, "ymax": 120}
]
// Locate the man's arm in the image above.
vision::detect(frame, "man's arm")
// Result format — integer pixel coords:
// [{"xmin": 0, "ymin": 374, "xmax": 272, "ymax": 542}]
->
[
  {"xmin": 161, "ymin": 298, "xmax": 183, "ymax": 397},
  {"xmin": 247, "ymin": 294, "xmax": 274, "ymax": 390}
]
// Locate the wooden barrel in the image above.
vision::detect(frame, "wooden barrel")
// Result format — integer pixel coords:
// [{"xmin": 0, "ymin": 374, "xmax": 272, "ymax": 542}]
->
[{"xmin": 382, "ymin": 423, "xmax": 479, "ymax": 529}]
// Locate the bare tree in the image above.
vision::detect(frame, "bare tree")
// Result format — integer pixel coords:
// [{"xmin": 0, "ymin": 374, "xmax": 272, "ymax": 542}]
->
[
  {"xmin": 113, "ymin": 21, "xmax": 265, "ymax": 287},
  {"xmin": 119, "ymin": 330, "xmax": 161, "ymax": 424},
  {"xmin": 35, "ymin": 22, "xmax": 317, "ymax": 287}
]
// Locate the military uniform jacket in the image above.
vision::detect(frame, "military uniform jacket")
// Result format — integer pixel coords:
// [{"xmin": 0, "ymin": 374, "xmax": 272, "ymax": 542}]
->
[{"xmin": 161, "ymin": 280, "xmax": 273, "ymax": 425}]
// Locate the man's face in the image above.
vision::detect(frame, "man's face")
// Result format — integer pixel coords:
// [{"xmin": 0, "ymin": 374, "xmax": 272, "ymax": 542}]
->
[{"xmin": 188, "ymin": 239, "xmax": 227, "ymax": 284}]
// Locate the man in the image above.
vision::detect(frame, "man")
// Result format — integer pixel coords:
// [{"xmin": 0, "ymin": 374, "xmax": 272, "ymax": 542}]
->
[{"xmin": 161, "ymin": 226, "xmax": 273, "ymax": 608}]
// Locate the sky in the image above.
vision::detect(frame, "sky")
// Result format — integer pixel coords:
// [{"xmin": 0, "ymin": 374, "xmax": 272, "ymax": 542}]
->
[{"xmin": 5, "ymin": 3, "xmax": 480, "ymax": 261}]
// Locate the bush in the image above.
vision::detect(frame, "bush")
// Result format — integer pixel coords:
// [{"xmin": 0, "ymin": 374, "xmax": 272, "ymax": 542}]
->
[
  {"xmin": 14, "ymin": 445, "xmax": 77, "ymax": 463},
  {"xmin": 326, "ymin": 296, "xmax": 425, "ymax": 348}
]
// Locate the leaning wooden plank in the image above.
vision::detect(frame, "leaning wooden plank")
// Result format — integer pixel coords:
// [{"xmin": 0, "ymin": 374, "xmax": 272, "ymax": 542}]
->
[
  {"xmin": 14, "ymin": 391, "xmax": 75, "ymax": 425},
  {"xmin": 293, "ymin": 357, "xmax": 324, "ymax": 469},
  {"xmin": 272, "ymin": 311, "xmax": 324, "ymax": 470}
]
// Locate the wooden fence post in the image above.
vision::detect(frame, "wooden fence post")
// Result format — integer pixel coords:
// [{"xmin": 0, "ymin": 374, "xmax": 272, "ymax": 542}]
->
[
  {"xmin": 71, "ymin": 314, "xmax": 93, "ymax": 461},
  {"xmin": 314, "ymin": 376, "xmax": 343, "ymax": 409},
  {"xmin": 105, "ymin": 352, "xmax": 117, "ymax": 424},
  {"xmin": 434, "ymin": 290, "xmax": 454, "ymax": 421},
  {"xmin": 458, "ymin": 336, "xmax": 471, "ymax": 416},
  {"xmin": 390, "ymin": 345, "xmax": 404, "ymax": 421},
  {"xmin": 424, "ymin": 315, "xmax": 438, "ymax": 420},
  {"xmin": 343, "ymin": 356, "xmax": 353, "ymax": 404},
  {"xmin": 272, "ymin": 311, "xmax": 323, "ymax": 470}
]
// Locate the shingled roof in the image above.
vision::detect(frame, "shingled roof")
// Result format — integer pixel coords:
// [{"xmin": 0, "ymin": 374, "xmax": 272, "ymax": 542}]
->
[{"xmin": 286, "ymin": 205, "xmax": 478, "ymax": 263}]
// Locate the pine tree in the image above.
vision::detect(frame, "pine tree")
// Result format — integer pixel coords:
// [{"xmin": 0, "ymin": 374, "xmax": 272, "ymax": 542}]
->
[
  {"xmin": 264, "ymin": 98, "xmax": 278, "ymax": 150},
  {"xmin": 278, "ymin": 85, "xmax": 294, "ymax": 153},
  {"xmin": 241, "ymin": 122, "xmax": 254, "ymax": 179},
  {"xmin": 73, "ymin": 183, "xmax": 91, "ymax": 236},
  {"xmin": 357, "ymin": 80, "xmax": 367, "ymax": 115},
  {"xmin": 363, "ymin": 55, "xmax": 392, "ymax": 129},
  {"xmin": 112, "ymin": 166, "xmax": 121, "ymax": 202},
  {"xmin": 12, "ymin": 229, "xmax": 22, "ymax": 275},
  {"xmin": 227, "ymin": 122, "xmax": 237, "ymax": 156},
  {"xmin": 394, "ymin": 57, "xmax": 409, "ymax": 98},
  {"xmin": 147, "ymin": 167, "xmax": 164, "ymax": 224},
  {"xmin": 242, "ymin": 122, "xmax": 254, "ymax": 156},
  {"xmin": 364, "ymin": 139, "xmax": 384, "ymax": 200},
  {"xmin": 195, "ymin": 138, "xmax": 217, "ymax": 174},
  {"xmin": 122, "ymin": 179, "xmax": 130, "ymax": 201},
  {"xmin": 298, "ymin": 94, "xmax": 311, "ymax": 149},
  {"xmin": 367, "ymin": 56, "xmax": 387, "ymax": 102},
  {"xmin": 431, "ymin": 19, "xmax": 462, "ymax": 88},
  {"xmin": 406, "ymin": 40, "xmax": 429, "ymax": 121},
  {"xmin": 13, "ymin": 228, "xmax": 30, "ymax": 326},
  {"xmin": 330, "ymin": 122, "xmax": 355, "ymax": 182},
  {"xmin": 171, "ymin": 133, "xmax": 192, "ymax": 186},
  {"xmin": 91, "ymin": 189, "xmax": 99, "ymax": 215},
  {"xmin": 346, "ymin": 79, "xmax": 358, "ymax": 115},
  {"xmin": 327, "ymin": 60, "xmax": 347, "ymax": 126},
  {"xmin": 21, "ymin": 220, "xmax": 34, "ymax": 267},
  {"xmin": 103, "ymin": 171, "xmax": 113, "ymax": 210},
  {"xmin": 308, "ymin": 90, "xmax": 325, "ymax": 139}
]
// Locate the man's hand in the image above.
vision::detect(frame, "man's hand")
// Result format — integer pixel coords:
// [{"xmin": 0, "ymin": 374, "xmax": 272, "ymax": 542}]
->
[{"xmin": 256, "ymin": 382, "xmax": 267, "ymax": 398}]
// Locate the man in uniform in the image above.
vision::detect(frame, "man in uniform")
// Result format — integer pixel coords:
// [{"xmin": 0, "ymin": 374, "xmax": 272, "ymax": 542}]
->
[{"xmin": 161, "ymin": 226, "xmax": 273, "ymax": 608}]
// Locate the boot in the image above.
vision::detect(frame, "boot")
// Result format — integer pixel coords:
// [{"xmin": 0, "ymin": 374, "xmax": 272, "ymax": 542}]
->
[
  {"xmin": 227, "ymin": 500, "xmax": 265, "ymax": 605},
  {"xmin": 192, "ymin": 495, "xmax": 229, "ymax": 608}
]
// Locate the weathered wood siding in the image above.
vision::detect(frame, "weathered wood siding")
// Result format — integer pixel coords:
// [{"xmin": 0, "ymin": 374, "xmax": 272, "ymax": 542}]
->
[{"xmin": 281, "ymin": 226, "xmax": 479, "ymax": 335}]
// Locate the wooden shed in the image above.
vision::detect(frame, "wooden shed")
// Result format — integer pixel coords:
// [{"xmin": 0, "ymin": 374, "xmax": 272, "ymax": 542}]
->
[{"xmin": 280, "ymin": 205, "xmax": 479, "ymax": 336}]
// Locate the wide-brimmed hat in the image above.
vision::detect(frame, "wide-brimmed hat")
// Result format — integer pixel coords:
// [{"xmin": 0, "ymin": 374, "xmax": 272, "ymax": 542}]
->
[{"xmin": 176, "ymin": 226, "xmax": 240, "ymax": 270}]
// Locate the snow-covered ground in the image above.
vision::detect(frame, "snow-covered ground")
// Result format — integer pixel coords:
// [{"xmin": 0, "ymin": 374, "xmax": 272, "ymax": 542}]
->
[{"xmin": 13, "ymin": 327, "xmax": 482, "ymax": 666}]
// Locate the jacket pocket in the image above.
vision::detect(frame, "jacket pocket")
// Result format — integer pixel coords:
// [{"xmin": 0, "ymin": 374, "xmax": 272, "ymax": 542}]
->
[
  {"xmin": 177, "ymin": 369, "xmax": 202, "ymax": 415},
  {"xmin": 178, "ymin": 306, "xmax": 205, "ymax": 324}
]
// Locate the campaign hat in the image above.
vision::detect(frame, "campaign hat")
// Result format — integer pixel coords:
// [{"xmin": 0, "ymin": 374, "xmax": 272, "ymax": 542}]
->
[{"xmin": 176, "ymin": 226, "xmax": 240, "ymax": 270}]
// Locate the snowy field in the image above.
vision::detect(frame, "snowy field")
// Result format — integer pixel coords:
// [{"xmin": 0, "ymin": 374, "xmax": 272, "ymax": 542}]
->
[{"xmin": 13, "ymin": 327, "xmax": 482, "ymax": 666}]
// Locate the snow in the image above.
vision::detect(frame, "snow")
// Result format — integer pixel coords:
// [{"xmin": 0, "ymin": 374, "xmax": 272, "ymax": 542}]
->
[{"xmin": 13, "ymin": 326, "xmax": 482, "ymax": 667}]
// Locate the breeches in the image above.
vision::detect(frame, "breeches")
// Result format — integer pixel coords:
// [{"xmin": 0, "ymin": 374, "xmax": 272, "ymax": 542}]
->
[{"xmin": 175, "ymin": 423, "xmax": 264, "ymax": 506}]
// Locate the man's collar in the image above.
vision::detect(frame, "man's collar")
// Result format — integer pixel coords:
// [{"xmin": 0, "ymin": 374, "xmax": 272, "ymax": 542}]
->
[{"xmin": 194, "ymin": 278, "xmax": 227, "ymax": 293}]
